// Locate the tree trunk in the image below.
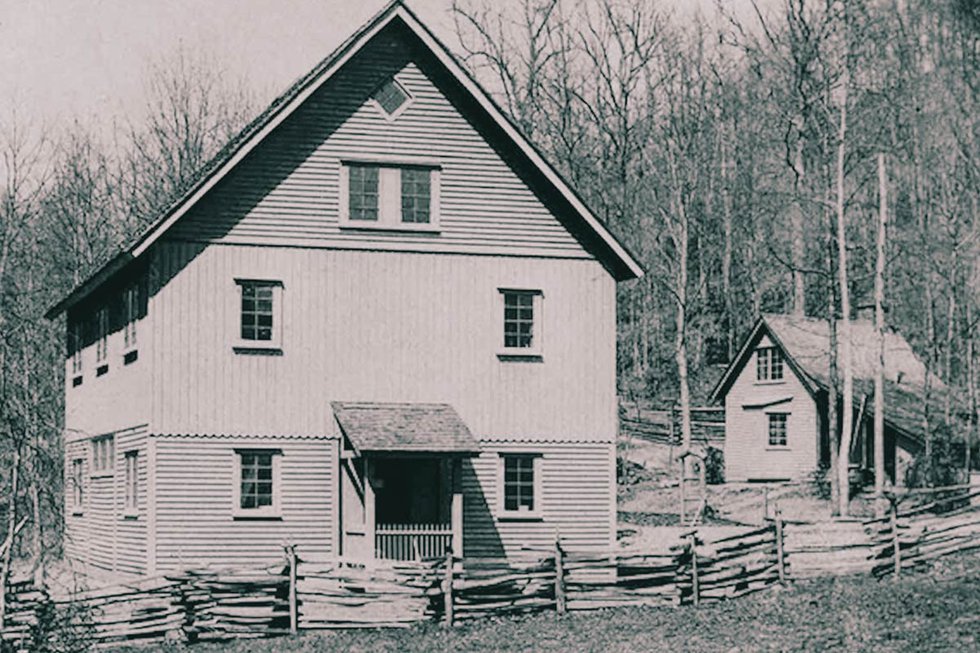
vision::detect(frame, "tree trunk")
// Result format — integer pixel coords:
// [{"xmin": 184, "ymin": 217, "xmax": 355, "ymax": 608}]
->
[
  {"xmin": 827, "ymin": 235, "xmax": 841, "ymax": 516},
  {"xmin": 874, "ymin": 153, "xmax": 887, "ymax": 501},
  {"xmin": 721, "ymin": 136, "xmax": 735, "ymax": 359},
  {"xmin": 835, "ymin": 80, "xmax": 854, "ymax": 517},
  {"xmin": 791, "ymin": 137, "xmax": 806, "ymax": 316},
  {"xmin": 0, "ymin": 449, "xmax": 21, "ymax": 631}
]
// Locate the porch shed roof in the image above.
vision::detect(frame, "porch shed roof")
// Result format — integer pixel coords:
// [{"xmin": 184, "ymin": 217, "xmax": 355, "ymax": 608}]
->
[{"xmin": 331, "ymin": 401, "xmax": 480, "ymax": 455}]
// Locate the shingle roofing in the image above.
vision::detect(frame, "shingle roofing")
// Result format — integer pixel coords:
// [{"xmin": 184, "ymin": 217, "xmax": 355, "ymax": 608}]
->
[
  {"xmin": 332, "ymin": 401, "xmax": 480, "ymax": 455},
  {"xmin": 46, "ymin": 0, "xmax": 641, "ymax": 319}
]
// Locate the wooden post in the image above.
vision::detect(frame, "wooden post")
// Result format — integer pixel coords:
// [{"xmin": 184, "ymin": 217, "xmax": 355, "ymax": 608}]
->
[
  {"xmin": 451, "ymin": 458, "xmax": 463, "ymax": 557},
  {"xmin": 554, "ymin": 536, "xmax": 566, "ymax": 615},
  {"xmin": 890, "ymin": 499, "xmax": 901, "ymax": 578},
  {"xmin": 762, "ymin": 486, "xmax": 769, "ymax": 522},
  {"xmin": 689, "ymin": 533, "xmax": 699, "ymax": 606},
  {"xmin": 443, "ymin": 548, "xmax": 454, "ymax": 627},
  {"xmin": 679, "ymin": 457, "xmax": 687, "ymax": 524},
  {"xmin": 775, "ymin": 510, "xmax": 786, "ymax": 585},
  {"xmin": 287, "ymin": 545, "xmax": 298, "ymax": 634}
]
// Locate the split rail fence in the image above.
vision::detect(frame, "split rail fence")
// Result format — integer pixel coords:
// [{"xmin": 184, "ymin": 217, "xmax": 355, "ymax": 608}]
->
[{"xmin": 3, "ymin": 489, "xmax": 979, "ymax": 651}]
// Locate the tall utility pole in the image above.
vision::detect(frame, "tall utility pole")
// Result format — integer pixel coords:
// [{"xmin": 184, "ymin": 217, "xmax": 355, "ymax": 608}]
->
[{"xmin": 874, "ymin": 153, "xmax": 888, "ymax": 502}]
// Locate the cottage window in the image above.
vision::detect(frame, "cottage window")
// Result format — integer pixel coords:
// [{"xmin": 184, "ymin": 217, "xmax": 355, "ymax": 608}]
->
[
  {"xmin": 124, "ymin": 451, "xmax": 139, "ymax": 516},
  {"xmin": 235, "ymin": 279, "xmax": 283, "ymax": 351},
  {"xmin": 498, "ymin": 289, "xmax": 543, "ymax": 358},
  {"xmin": 499, "ymin": 454, "xmax": 542, "ymax": 518},
  {"xmin": 91, "ymin": 435, "xmax": 115, "ymax": 476},
  {"xmin": 372, "ymin": 78, "xmax": 411, "ymax": 117},
  {"xmin": 233, "ymin": 449, "xmax": 282, "ymax": 518},
  {"xmin": 95, "ymin": 306, "xmax": 109, "ymax": 364},
  {"xmin": 756, "ymin": 347, "xmax": 784, "ymax": 381},
  {"xmin": 123, "ymin": 284, "xmax": 139, "ymax": 352},
  {"xmin": 70, "ymin": 458, "xmax": 84, "ymax": 514},
  {"xmin": 340, "ymin": 162, "xmax": 440, "ymax": 230},
  {"xmin": 768, "ymin": 413, "xmax": 788, "ymax": 447}
]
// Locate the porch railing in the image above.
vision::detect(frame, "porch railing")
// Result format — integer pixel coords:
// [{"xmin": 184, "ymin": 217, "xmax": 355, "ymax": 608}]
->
[{"xmin": 375, "ymin": 522, "xmax": 452, "ymax": 561}]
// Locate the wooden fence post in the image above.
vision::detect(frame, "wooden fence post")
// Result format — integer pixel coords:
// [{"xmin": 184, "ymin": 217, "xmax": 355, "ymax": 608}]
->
[
  {"xmin": 287, "ymin": 545, "xmax": 298, "ymax": 635},
  {"xmin": 443, "ymin": 548, "xmax": 455, "ymax": 627},
  {"xmin": 890, "ymin": 499, "xmax": 901, "ymax": 578},
  {"xmin": 689, "ymin": 532, "xmax": 699, "ymax": 606},
  {"xmin": 775, "ymin": 510, "xmax": 786, "ymax": 584},
  {"xmin": 554, "ymin": 537, "xmax": 566, "ymax": 615}
]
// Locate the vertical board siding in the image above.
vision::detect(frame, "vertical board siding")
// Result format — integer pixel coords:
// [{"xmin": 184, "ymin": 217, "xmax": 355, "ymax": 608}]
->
[
  {"xmin": 724, "ymin": 336, "xmax": 818, "ymax": 481},
  {"xmin": 153, "ymin": 436, "xmax": 335, "ymax": 572},
  {"xmin": 462, "ymin": 441, "xmax": 615, "ymax": 557},
  {"xmin": 167, "ymin": 32, "xmax": 591, "ymax": 260},
  {"xmin": 63, "ymin": 425, "xmax": 148, "ymax": 574},
  {"xmin": 149, "ymin": 244, "xmax": 617, "ymax": 443}
]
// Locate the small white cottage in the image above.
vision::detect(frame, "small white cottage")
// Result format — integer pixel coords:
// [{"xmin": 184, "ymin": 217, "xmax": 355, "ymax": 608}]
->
[
  {"xmin": 709, "ymin": 314, "xmax": 940, "ymax": 484},
  {"xmin": 47, "ymin": 0, "xmax": 641, "ymax": 576}
]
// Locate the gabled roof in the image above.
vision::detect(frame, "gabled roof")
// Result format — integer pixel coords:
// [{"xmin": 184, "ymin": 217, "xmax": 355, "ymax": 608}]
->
[
  {"xmin": 332, "ymin": 401, "xmax": 480, "ymax": 455},
  {"xmin": 46, "ymin": 0, "xmax": 642, "ymax": 320},
  {"xmin": 709, "ymin": 314, "xmax": 952, "ymax": 441}
]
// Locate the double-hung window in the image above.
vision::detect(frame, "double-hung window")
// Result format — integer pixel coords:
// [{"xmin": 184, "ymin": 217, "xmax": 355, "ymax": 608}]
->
[
  {"xmin": 768, "ymin": 413, "xmax": 788, "ymax": 447},
  {"xmin": 498, "ymin": 289, "xmax": 543, "ymax": 358},
  {"xmin": 123, "ymin": 285, "xmax": 139, "ymax": 352},
  {"xmin": 499, "ymin": 454, "xmax": 542, "ymax": 518},
  {"xmin": 95, "ymin": 307, "xmax": 109, "ymax": 374},
  {"xmin": 91, "ymin": 435, "xmax": 115, "ymax": 476},
  {"xmin": 756, "ymin": 347, "xmax": 784, "ymax": 381},
  {"xmin": 234, "ymin": 279, "xmax": 283, "ymax": 352},
  {"xmin": 69, "ymin": 319, "xmax": 84, "ymax": 384},
  {"xmin": 70, "ymin": 458, "xmax": 84, "ymax": 514},
  {"xmin": 124, "ymin": 451, "xmax": 139, "ymax": 516},
  {"xmin": 234, "ymin": 449, "xmax": 282, "ymax": 518},
  {"xmin": 340, "ymin": 162, "xmax": 440, "ymax": 230}
]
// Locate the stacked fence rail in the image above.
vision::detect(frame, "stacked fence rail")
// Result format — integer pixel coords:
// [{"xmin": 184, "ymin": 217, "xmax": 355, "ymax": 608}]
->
[{"xmin": 2, "ymin": 489, "xmax": 979, "ymax": 650}]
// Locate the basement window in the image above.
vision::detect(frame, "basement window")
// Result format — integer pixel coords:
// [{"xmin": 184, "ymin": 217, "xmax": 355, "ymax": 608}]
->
[
  {"xmin": 70, "ymin": 458, "xmax": 84, "ymax": 515},
  {"xmin": 91, "ymin": 435, "xmax": 115, "ymax": 476},
  {"xmin": 499, "ymin": 453, "xmax": 542, "ymax": 519}
]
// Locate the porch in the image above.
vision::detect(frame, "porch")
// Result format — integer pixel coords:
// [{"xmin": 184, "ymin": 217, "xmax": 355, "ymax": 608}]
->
[{"xmin": 332, "ymin": 401, "xmax": 479, "ymax": 562}]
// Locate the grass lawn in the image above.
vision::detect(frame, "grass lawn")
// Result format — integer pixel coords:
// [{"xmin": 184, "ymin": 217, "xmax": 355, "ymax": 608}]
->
[{"xmin": 133, "ymin": 553, "xmax": 980, "ymax": 653}]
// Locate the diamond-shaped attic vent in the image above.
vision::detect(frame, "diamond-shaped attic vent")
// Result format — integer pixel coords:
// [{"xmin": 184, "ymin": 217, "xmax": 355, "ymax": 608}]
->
[{"xmin": 373, "ymin": 78, "xmax": 409, "ymax": 116}]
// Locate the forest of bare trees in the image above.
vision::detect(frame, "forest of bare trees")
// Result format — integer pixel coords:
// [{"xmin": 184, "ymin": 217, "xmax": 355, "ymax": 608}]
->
[{"xmin": 0, "ymin": 0, "xmax": 977, "ymax": 572}]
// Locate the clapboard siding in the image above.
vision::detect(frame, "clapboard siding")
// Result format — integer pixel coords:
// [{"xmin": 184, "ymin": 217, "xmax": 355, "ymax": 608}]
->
[
  {"xmin": 462, "ymin": 441, "xmax": 615, "ymax": 557},
  {"xmin": 724, "ymin": 335, "xmax": 819, "ymax": 481},
  {"xmin": 63, "ymin": 425, "xmax": 148, "ymax": 574},
  {"xmin": 64, "ymin": 291, "xmax": 151, "ymax": 443},
  {"xmin": 167, "ymin": 31, "xmax": 590, "ymax": 260},
  {"xmin": 153, "ymin": 435, "xmax": 335, "ymax": 572},
  {"xmin": 148, "ymin": 244, "xmax": 617, "ymax": 443}
]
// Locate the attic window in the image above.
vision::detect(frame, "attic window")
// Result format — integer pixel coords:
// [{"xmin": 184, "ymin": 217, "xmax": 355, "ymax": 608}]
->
[
  {"xmin": 756, "ymin": 347, "xmax": 784, "ymax": 382},
  {"xmin": 372, "ymin": 78, "xmax": 410, "ymax": 117}
]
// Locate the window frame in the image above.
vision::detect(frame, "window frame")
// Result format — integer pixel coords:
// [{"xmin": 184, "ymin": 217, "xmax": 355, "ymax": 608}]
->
[
  {"xmin": 90, "ymin": 435, "xmax": 115, "ymax": 478},
  {"xmin": 95, "ymin": 306, "xmax": 109, "ymax": 364},
  {"xmin": 338, "ymin": 159, "xmax": 441, "ymax": 232},
  {"xmin": 70, "ymin": 458, "xmax": 85, "ymax": 515},
  {"xmin": 756, "ymin": 346, "xmax": 784, "ymax": 383},
  {"xmin": 233, "ymin": 279, "xmax": 284, "ymax": 353},
  {"xmin": 232, "ymin": 449, "xmax": 283, "ymax": 520},
  {"xmin": 767, "ymin": 412, "xmax": 789, "ymax": 448},
  {"xmin": 70, "ymin": 318, "xmax": 84, "ymax": 377},
  {"xmin": 370, "ymin": 77, "xmax": 413, "ymax": 120},
  {"xmin": 497, "ymin": 288, "xmax": 543, "ymax": 360},
  {"xmin": 497, "ymin": 453, "xmax": 543, "ymax": 520},
  {"xmin": 122, "ymin": 284, "xmax": 139, "ymax": 355}
]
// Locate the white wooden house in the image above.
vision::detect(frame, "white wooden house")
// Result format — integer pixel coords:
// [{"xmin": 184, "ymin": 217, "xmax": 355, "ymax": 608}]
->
[
  {"xmin": 709, "ymin": 314, "xmax": 938, "ymax": 484},
  {"xmin": 46, "ymin": 0, "xmax": 641, "ymax": 576}
]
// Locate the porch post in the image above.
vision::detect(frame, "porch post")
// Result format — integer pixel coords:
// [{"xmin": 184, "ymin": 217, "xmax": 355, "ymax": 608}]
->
[
  {"xmin": 451, "ymin": 458, "xmax": 463, "ymax": 556},
  {"xmin": 364, "ymin": 458, "xmax": 376, "ymax": 560}
]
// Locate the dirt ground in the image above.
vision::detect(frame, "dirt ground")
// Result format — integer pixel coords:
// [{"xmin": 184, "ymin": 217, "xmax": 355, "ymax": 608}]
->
[{"xmin": 617, "ymin": 439, "xmax": 877, "ymax": 549}]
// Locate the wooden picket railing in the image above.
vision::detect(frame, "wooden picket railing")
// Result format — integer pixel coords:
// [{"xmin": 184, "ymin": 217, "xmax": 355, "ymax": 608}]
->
[
  {"xmin": 375, "ymin": 523, "xmax": 452, "ymax": 561},
  {"xmin": 3, "ymin": 491, "xmax": 979, "ymax": 650}
]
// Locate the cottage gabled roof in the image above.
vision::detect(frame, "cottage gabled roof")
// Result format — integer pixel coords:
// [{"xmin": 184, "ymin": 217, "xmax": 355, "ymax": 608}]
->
[
  {"xmin": 45, "ymin": 0, "xmax": 642, "ymax": 320},
  {"xmin": 332, "ymin": 401, "xmax": 480, "ymax": 455},
  {"xmin": 709, "ymin": 314, "xmax": 952, "ymax": 441}
]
